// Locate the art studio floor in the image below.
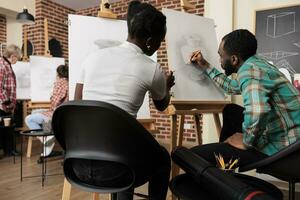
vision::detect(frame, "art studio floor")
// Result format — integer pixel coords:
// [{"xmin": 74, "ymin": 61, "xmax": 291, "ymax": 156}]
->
[{"xmin": 0, "ymin": 140, "xmax": 298, "ymax": 200}]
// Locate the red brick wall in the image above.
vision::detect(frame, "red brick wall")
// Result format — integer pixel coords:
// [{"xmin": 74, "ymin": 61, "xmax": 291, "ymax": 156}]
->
[
  {"xmin": 23, "ymin": 0, "xmax": 75, "ymax": 60},
  {"xmin": 76, "ymin": 0, "xmax": 205, "ymax": 142},
  {"xmin": 0, "ymin": 15, "xmax": 6, "ymax": 44}
]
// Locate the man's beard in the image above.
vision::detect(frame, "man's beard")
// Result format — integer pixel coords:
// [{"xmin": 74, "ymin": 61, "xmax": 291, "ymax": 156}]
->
[{"xmin": 222, "ymin": 59, "xmax": 236, "ymax": 76}]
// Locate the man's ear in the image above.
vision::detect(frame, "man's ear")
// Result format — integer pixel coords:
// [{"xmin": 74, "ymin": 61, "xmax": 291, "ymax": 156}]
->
[{"xmin": 231, "ymin": 55, "xmax": 239, "ymax": 66}]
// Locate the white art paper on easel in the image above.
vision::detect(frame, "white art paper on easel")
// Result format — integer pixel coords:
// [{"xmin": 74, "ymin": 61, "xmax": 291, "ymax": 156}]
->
[
  {"xmin": 12, "ymin": 61, "xmax": 31, "ymax": 99},
  {"xmin": 69, "ymin": 14, "xmax": 155, "ymax": 118},
  {"xmin": 30, "ymin": 56, "xmax": 65, "ymax": 101},
  {"xmin": 163, "ymin": 9, "xmax": 225, "ymax": 101}
]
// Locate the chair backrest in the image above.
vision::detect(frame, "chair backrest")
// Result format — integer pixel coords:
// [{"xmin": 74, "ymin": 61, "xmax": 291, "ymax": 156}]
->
[
  {"xmin": 52, "ymin": 100, "xmax": 165, "ymax": 192},
  {"xmin": 239, "ymin": 140, "xmax": 300, "ymax": 182}
]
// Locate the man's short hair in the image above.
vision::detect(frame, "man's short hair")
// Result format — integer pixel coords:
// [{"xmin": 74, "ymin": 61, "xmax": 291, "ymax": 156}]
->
[{"xmin": 222, "ymin": 29, "xmax": 257, "ymax": 61}]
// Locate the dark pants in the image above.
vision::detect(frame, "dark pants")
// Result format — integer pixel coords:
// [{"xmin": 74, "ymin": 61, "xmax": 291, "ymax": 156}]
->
[
  {"xmin": 191, "ymin": 104, "xmax": 268, "ymax": 167},
  {"xmin": 0, "ymin": 109, "xmax": 14, "ymax": 156},
  {"xmin": 73, "ymin": 146, "xmax": 170, "ymax": 200}
]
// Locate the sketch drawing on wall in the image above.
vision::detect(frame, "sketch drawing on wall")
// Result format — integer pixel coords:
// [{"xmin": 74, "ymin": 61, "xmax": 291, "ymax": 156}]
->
[
  {"xmin": 259, "ymin": 51, "xmax": 298, "ymax": 60},
  {"xmin": 278, "ymin": 68, "xmax": 292, "ymax": 83},
  {"xmin": 294, "ymin": 42, "xmax": 300, "ymax": 48},
  {"xmin": 12, "ymin": 61, "xmax": 31, "ymax": 99},
  {"xmin": 266, "ymin": 12, "xmax": 296, "ymax": 38},
  {"xmin": 163, "ymin": 8, "xmax": 225, "ymax": 101},
  {"xmin": 275, "ymin": 59, "xmax": 297, "ymax": 77}
]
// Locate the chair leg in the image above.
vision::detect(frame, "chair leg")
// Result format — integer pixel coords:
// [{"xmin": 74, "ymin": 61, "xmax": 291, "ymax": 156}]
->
[
  {"xmin": 111, "ymin": 193, "xmax": 117, "ymax": 200},
  {"xmin": 289, "ymin": 181, "xmax": 295, "ymax": 200},
  {"xmin": 26, "ymin": 136, "xmax": 33, "ymax": 158},
  {"xmin": 92, "ymin": 193, "xmax": 99, "ymax": 200},
  {"xmin": 62, "ymin": 178, "xmax": 72, "ymax": 200}
]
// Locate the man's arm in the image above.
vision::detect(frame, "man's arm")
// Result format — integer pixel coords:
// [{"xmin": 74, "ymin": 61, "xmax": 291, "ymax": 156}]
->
[
  {"xmin": 207, "ymin": 67, "xmax": 240, "ymax": 94},
  {"xmin": 0, "ymin": 67, "xmax": 10, "ymax": 112},
  {"xmin": 190, "ymin": 51, "xmax": 240, "ymax": 94},
  {"xmin": 238, "ymin": 67, "xmax": 271, "ymax": 148},
  {"xmin": 74, "ymin": 83, "xmax": 83, "ymax": 100}
]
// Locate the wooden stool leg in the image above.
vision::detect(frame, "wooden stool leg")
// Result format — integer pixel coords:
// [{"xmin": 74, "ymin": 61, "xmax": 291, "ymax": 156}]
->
[
  {"xmin": 26, "ymin": 136, "xmax": 33, "ymax": 158},
  {"xmin": 62, "ymin": 178, "xmax": 72, "ymax": 200},
  {"xmin": 194, "ymin": 115, "xmax": 202, "ymax": 145},
  {"xmin": 92, "ymin": 193, "xmax": 100, "ymax": 200}
]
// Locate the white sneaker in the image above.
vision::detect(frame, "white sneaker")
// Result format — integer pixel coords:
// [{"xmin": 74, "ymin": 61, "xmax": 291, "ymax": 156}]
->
[{"xmin": 41, "ymin": 142, "xmax": 55, "ymax": 157}]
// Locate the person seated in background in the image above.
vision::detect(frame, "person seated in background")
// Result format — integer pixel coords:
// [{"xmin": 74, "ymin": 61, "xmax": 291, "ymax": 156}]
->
[
  {"xmin": 25, "ymin": 64, "xmax": 68, "ymax": 157},
  {"xmin": 0, "ymin": 44, "xmax": 21, "ymax": 157},
  {"xmin": 189, "ymin": 29, "xmax": 300, "ymax": 168},
  {"xmin": 73, "ymin": 1, "xmax": 175, "ymax": 199}
]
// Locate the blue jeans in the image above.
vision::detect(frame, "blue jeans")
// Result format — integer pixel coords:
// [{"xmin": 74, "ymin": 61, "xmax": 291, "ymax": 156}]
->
[
  {"xmin": 25, "ymin": 113, "xmax": 55, "ymax": 155},
  {"xmin": 25, "ymin": 113, "xmax": 50, "ymax": 130}
]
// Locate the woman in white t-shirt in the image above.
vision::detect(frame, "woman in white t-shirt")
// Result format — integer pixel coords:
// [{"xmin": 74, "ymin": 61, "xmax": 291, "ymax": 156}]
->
[{"xmin": 73, "ymin": 1, "xmax": 174, "ymax": 200}]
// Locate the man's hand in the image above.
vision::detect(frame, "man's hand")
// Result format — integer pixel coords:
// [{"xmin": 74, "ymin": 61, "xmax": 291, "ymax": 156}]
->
[
  {"xmin": 166, "ymin": 71, "xmax": 175, "ymax": 90},
  {"xmin": 190, "ymin": 50, "xmax": 210, "ymax": 70},
  {"xmin": 224, "ymin": 132, "xmax": 247, "ymax": 150}
]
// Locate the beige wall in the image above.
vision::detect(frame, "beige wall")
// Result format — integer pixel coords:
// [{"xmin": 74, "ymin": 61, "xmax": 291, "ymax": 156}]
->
[
  {"xmin": 6, "ymin": 17, "xmax": 22, "ymax": 47},
  {"xmin": 204, "ymin": 0, "xmax": 233, "ymax": 43},
  {"xmin": 234, "ymin": 0, "xmax": 300, "ymax": 32},
  {"xmin": 0, "ymin": 0, "xmax": 35, "ymax": 48},
  {"xmin": 0, "ymin": 0, "xmax": 35, "ymax": 17}
]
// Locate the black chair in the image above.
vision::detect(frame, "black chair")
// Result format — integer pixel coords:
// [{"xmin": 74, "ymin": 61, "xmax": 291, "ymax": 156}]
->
[
  {"xmin": 52, "ymin": 100, "xmax": 169, "ymax": 199},
  {"xmin": 170, "ymin": 147, "xmax": 283, "ymax": 200},
  {"xmin": 239, "ymin": 140, "xmax": 300, "ymax": 200}
]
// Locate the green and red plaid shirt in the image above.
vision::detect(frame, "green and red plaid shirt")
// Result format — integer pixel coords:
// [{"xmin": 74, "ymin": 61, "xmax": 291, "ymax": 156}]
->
[{"xmin": 207, "ymin": 55, "xmax": 300, "ymax": 155}]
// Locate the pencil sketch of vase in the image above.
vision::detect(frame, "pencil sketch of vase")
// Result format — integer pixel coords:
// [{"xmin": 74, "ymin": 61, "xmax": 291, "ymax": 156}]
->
[{"xmin": 180, "ymin": 34, "xmax": 207, "ymax": 81}]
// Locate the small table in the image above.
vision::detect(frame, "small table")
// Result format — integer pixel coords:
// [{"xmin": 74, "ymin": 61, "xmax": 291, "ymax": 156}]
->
[{"xmin": 20, "ymin": 129, "xmax": 61, "ymax": 186}]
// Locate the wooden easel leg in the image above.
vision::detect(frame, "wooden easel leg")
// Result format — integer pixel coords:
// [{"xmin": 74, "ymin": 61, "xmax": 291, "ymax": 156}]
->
[
  {"xmin": 170, "ymin": 114, "xmax": 177, "ymax": 152},
  {"xmin": 26, "ymin": 136, "xmax": 33, "ymax": 158},
  {"xmin": 171, "ymin": 114, "xmax": 185, "ymax": 180},
  {"xmin": 62, "ymin": 178, "xmax": 72, "ymax": 200},
  {"xmin": 213, "ymin": 113, "xmax": 221, "ymax": 138},
  {"xmin": 194, "ymin": 115, "xmax": 202, "ymax": 145},
  {"xmin": 170, "ymin": 114, "xmax": 178, "ymax": 200},
  {"xmin": 177, "ymin": 115, "xmax": 184, "ymax": 147},
  {"xmin": 92, "ymin": 193, "xmax": 100, "ymax": 200}
]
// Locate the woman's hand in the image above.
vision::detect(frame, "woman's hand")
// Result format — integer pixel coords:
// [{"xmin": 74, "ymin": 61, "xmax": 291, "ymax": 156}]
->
[{"xmin": 166, "ymin": 71, "xmax": 175, "ymax": 90}]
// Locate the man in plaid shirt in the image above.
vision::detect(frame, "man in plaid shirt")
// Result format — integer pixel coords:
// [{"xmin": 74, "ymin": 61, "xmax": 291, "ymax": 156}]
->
[
  {"xmin": 0, "ymin": 44, "xmax": 21, "ymax": 157},
  {"xmin": 25, "ymin": 65, "xmax": 69, "ymax": 157},
  {"xmin": 189, "ymin": 29, "xmax": 300, "ymax": 167}
]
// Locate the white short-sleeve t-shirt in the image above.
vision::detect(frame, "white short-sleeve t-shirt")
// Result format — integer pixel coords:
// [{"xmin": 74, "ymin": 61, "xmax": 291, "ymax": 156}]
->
[{"xmin": 78, "ymin": 41, "xmax": 166, "ymax": 117}]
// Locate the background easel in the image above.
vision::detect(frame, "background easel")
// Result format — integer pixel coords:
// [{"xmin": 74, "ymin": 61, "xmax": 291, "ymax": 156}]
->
[
  {"xmin": 22, "ymin": 30, "xmax": 29, "ymax": 62},
  {"xmin": 44, "ymin": 18, "xmax": 52, "ymax": 57},
  {"xmin": 24, "ymin": 18, "xmax": 53, "ymax": 158},
  {"xmin": 62, "ymin": 2, "xmax": 116, "ymax": 200}
]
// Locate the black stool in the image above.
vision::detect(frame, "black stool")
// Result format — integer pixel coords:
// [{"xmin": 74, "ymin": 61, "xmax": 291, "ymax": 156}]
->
[{"xmin": 20, "ymin": 129, "xmax": 62, "ymax": 186}]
